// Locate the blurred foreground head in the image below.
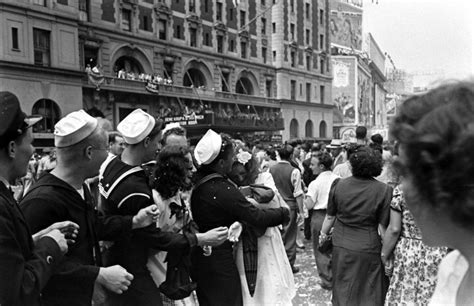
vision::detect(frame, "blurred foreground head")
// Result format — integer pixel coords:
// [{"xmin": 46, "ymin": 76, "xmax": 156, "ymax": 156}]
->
[{"xmin": 391, "ymin": 81, "xmax": 474, "ymax": 242}]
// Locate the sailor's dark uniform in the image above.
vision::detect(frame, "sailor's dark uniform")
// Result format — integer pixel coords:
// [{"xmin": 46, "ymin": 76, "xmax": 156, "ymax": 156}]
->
[{"xmin": 99, "ymin": 156, "xmax": 197, "ymax": 306}]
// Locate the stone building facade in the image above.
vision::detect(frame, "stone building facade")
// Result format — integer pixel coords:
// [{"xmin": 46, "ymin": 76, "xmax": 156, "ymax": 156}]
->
[{"xmin": 0, "ymin": 0, "xmax": 334, "ymax": 147}]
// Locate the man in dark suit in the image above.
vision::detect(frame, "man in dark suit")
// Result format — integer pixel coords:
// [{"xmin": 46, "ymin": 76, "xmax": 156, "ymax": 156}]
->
[{"xmin": 0, "ymin": 91, "xmax": 77, "ymax": 305}]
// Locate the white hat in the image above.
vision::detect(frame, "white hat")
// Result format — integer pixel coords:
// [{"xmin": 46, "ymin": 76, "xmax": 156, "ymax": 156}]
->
[
  {"xmin": 117, "ymin": 109, "xmax": 155, "ymax": 144},
  {"xmin": 327, "ymin": 139, "xmax": 342, "ymax": 149},
  {"xmin": 194, "ymin": 129, "xmax": 222, "ymax": 165},
  {"xmin": 54, "ymin": 110, "xmax": 98, "ymax": 148},
  {"xmin": 162, "ymin": 122, "xmax": 182, "ymax": 134}
]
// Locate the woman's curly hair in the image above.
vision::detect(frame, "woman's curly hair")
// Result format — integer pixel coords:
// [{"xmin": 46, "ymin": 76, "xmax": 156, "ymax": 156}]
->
[
  {"xmin": 349, "ymin": 145, "xmax": 383, "ymax": 178},
  {"xmin": 153, "ymin": 145, "xmax": 192, "ymax": 200},
  {"xmin": 390, "ymin": 81, "xmax": 474, "ymax": 229}
]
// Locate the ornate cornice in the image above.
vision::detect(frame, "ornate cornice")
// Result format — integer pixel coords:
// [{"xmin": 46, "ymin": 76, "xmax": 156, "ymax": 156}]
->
[
  {"xmin": 214, "ymin": 21, "xmax": 227, "ymax": 34},
  {"xmin": 154, "ymin": 3, "xmax": 171, "ymax": 17},
  {"xmin": 186, "ymin": 13, "xmax": 202, "ymax": 25}
]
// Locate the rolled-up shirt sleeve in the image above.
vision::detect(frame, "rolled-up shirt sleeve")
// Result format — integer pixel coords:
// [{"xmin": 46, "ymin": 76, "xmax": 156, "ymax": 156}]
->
[{"xmin": 291, "ymin": 169, "xmax": 303, "ymax": 198}]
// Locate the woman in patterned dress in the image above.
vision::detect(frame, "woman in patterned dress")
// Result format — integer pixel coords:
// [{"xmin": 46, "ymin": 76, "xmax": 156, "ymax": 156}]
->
[
  {"xmin": 382, "ymin": 185, "xmax": 447, "ymax": 305},
  {"xmin": 389, "ymin": 81, "xmax": 474, "ymax": 304}
]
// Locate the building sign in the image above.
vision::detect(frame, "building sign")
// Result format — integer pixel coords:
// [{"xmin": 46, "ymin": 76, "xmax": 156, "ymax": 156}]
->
[
  {"xmin": 385, "ymin": 94, "xmax": 399, "ymax": 115},
  {"xmin": 333, "ymin": 60, "xmax": 350, "ymax": 87},
  {"xmin": 164, "ymin": 113, "xmax": 211, "ymax": 126},
  {"xmin": 145, "ymin": 82, "xmax": 160, "ymax": 94},
  {"xmin": 250, "ymin": 134, "xmax": 283, "ymax": 144},
  {"xmin": 341, "ymin": 127, "xmax": 356, "ymax": 143},
  {"xmin": 357, "ymin": 70, "xmax": 371, "ymax": 126},
  {"xmin": 329, "ymin": 1, "xmax": 363, "ymax": 50},
  {"xmin": 332, "ymin": 57, "xmax": 356, "ymax": 125}
]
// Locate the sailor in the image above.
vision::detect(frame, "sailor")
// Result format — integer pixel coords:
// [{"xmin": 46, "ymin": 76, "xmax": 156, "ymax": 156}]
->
[
  {"xmin": 21, "ymin": 109, "xmax": 159, "ymax": 306},
  {"xmin": 99, "ymin": 109, "xmax": 228, "ymax": 306},
  {"xmin": 190, "ymin": 129, "xmax": 290, "ymax": 306}
]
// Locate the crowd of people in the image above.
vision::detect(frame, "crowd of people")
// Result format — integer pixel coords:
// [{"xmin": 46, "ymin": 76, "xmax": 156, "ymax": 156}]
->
[{"xmin": 1, "ymin": 80, "xmax": 474, "ymax": 306}]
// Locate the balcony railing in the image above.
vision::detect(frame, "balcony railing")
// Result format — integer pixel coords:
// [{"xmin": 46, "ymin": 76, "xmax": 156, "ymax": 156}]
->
[{"xmin": 83, "ymin": 75, "xmax": 279, "ymax": 106}]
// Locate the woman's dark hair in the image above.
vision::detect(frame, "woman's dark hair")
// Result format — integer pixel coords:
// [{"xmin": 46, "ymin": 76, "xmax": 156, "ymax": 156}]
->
[
  {"xmin": 349, "ymin": 146, "xmax": 383, "ymax": 178},
  {"xmin": 153, "ymin": 145, "xmax": 192, "ymax": 200},
  {"xmin": 229, "ymin": 147, "xmax": 260, "ymax": 186},
  {"xmin": 390, "ymin": 81, "xmax": 474, "ymax": 228}
]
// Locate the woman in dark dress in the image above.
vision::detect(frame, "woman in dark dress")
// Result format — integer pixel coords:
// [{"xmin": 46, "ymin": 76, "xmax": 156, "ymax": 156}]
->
[
  {"xmin": 190, "ymin": 130, "xmax": 289, "ymax": 306},
  {"xmin": 320, "ymin": 146, "xmax": 392, "ymax": 306}
]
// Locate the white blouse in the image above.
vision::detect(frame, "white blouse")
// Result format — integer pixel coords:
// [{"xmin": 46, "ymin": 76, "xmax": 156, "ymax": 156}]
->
[{"xmin": 430, "ymin": 250, "xmax": 469, "ymax": 305}]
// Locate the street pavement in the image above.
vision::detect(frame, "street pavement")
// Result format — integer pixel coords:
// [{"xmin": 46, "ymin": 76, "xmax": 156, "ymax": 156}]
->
[{"xmin": 292, "ymin": 238, "xmax": 332, "ymax": 306}]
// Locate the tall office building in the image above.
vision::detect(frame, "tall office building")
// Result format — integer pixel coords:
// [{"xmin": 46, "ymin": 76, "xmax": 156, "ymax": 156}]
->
[{"xmin": 271, "ymin": 0, "xmax": 333, "ymax": 141}]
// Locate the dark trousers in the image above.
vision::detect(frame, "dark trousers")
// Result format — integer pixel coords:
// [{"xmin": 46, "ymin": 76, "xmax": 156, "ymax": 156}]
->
[
  {"xmin": 281, "ymin": 206, "xmax": 298, "ymax": 267},
  {"xmin": 311, "ymin": 209, "xmax": 332, "ymax": 288},
  {"xmin": 192, "ymin": 248, "xmax": 242, "ymax": 306},
  {"xmin": 304, "ymin": 210, "xmax": 313, "ymax": 240}
]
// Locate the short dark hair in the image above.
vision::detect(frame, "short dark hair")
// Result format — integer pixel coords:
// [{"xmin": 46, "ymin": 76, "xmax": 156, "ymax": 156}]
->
[
  {"xmin": 148, "ymin": 118, "xmax": 165, "ymax": 140},
  {"xmin": 344, "ymin": 143, "xmax": 361, "ymax": 159},
  {"xmin": 390, "ymin": 81, "xmax": 474, "ymax": 228},
  {"xmin": 355, "ymin": 126, "xmax": 367, "ymax": 139},
  {"xmin": 86, "ymin": 107, "xmax": 105, "ymax": 118},
  {"xmin": 349, "ymin": 146, "xmax": 383, "ymax": 178},
  {"xmin": 108, "ymin": 131, "xmax": 122, "ymax": 144},
  {"xmin": 371, "ymin": 133, "xmax": 383, "ymax": 145},
  {"xmin": 278, "ymin": 144, "xmax": 294, "ymax": 160},
  {"xmin": 266, "ymin": 146, "xmax": 277, "ymax": 160},
  {"xmin": 315, "ymin": 151, "xmax": 333, "ymax": 170}
]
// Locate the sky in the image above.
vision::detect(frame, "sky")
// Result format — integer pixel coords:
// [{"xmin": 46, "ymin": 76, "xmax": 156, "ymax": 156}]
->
[{"xmin": 362, "ymin": 0, "xmax": 473, "ymax": 87}]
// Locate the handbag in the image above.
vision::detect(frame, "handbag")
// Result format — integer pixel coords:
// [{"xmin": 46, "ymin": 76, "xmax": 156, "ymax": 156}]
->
[
  {"xmin": 159, "ymin": 199, "xmax": 198, "ymax": 300},
  {"xmin": 317, "ymin": 178, "xmax": 341, "ymax": 254},
  {"xmin": 159, "ymin": 248, "xmax": 197, "ymax": 300},
  {"xmin": 317, "ymin": 232, "xmax": 333, "ymax": 254}
]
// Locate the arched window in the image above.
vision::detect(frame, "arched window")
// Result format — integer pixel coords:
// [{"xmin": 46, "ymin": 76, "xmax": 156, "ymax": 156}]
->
[
  {"xmin": 319, "ymin": 120, "xmax": 327, "ymax": 138},
  {"xmin": 183, "ymin": 68, "xmax": 207, "ymax": 88},
  {"xmin": 114, "ymin": 56, "xmax": 143, "ymax": 75},
  {"xmin": 235, "ymin": 77, "xmax": 254, "ymax": 95},
  {"xmin": 290, "ymin": 118, "xmax": 299, "ymax": 139},
  {"xmin": 32, "ymin": 99, "xmax": 61, "ymax": 133},
  {"xmin": 305, "ymin": 120, "xmax": 313, "ymax": 138}
]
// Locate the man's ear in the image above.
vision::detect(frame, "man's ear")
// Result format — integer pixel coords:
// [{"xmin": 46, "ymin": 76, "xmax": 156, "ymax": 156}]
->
[
  {"xmin": 7, "ymin": 140, "xmax": 16, "ymax": 159},
  {"xmin": 85, "ymin": 145, "xmax": 93, "ymax": 160},
  {"xmin": 143, "ymin": 136, "xmax": 151, "ymax": 148}
]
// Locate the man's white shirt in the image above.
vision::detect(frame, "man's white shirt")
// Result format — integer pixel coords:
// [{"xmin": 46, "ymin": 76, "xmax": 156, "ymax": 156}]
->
[{"xmin": 305, "ymin": 171, "xmax": 340, "ymax": 210}]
